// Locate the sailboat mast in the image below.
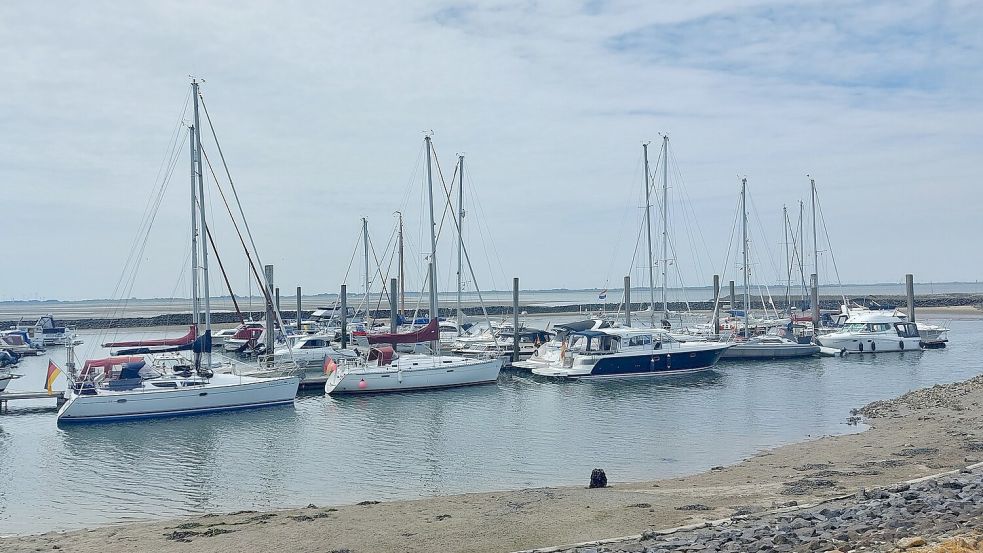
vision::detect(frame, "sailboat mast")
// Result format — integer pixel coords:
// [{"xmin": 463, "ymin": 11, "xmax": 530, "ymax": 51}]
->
[
  {"xmin": 425, "ymin": 135, "xmax": 439, "ymax": 353},
  {"xmin": 741, "ymin": 178, "xmax": 750, "ymax": 339},
  {"xmin": 798, "ymin": 200, "xmax": 806, "ymax": 298},
  {"xmin": 642, "ymin": 142, "xmax": 655, "ymax": 328},
  {"xmin": 362, "ymin": 217, "xmax": 369, "ymax": 316},
  {"xmin": 810, "ymin": 178, "xmax": 819, "ymax": 304},
  {"xmin": 192, "ymin": 79, "xmax": 212, "ymax": 368},
  {"xmin": 456, "ymin": 154, "xmax": 464, "ymax": 335},
  {"xmin": 660, "ymin": 135, "xmax": 669, "ymax": 323},
  {"xmin": 397, "ymin": 211, "xmax": 405, "ymax": 315},
  {"xmin": 189, "ymin": 124, "xmax": 200, "ymax": 330},
  {"xmin": 783, "ymin": 205, "xmax": 791, "ymax": 315}
]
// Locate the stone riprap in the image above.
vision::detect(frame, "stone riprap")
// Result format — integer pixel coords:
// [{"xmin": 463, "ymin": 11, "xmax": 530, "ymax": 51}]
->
[{"xmin": 550, "ymin": 469, "xmax": 983, "ymax": 553}]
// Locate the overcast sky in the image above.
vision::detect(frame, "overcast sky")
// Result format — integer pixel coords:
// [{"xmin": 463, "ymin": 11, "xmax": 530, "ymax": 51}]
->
[{"xmin": 2, "ymin": 0, "xmax": 981, "ymax": 301}]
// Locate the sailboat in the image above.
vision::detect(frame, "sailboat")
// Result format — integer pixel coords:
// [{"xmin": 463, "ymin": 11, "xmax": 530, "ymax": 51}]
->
[
  {"xmin": 56, "ymin": 80, "xmax": 300, "ymax": 423},
  {"xmin": 324, "ymin": 135, "xmax": 503, "ymax": 394},
  {"xmin": 720, "ymin": 178, "xmax": 819, "ymax": 360}
]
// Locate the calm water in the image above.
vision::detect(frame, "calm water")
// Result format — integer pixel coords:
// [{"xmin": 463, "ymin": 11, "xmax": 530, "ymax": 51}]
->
[{"xmin": 1, "ymin": 317, "xmax": 981, "ymax": 535}]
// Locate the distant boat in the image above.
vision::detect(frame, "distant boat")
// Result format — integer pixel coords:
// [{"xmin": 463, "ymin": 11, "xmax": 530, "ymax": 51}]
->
[
  {"xmin": 57, "ymin": 80, "xmax": 299, "ymax": 423},
  {"xmin": 12, "ymin": 315, "xmax": 77, "ymax": 347},
  {"xmin": 0, "ymin": 330, "xmax": 43, "ymax": 356}
]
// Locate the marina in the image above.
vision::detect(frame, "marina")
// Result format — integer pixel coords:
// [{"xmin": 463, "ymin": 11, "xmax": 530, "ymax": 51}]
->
[
  {"xmin": 2, "ymin": 3, "xmax": 981, "ymax": 551},
  {"xmin": 0, "ymin": 316, "xmax": 979, "ymax": 535}
]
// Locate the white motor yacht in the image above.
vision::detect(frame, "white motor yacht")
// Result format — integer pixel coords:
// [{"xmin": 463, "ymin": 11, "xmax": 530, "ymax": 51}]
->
[
  {"xmin": 817, "ymin": 312, "xmax": 921, "ymax": 353},
  {"xmin": 271, "ymin": 334, "xmax": 357, "ymax": 366}
]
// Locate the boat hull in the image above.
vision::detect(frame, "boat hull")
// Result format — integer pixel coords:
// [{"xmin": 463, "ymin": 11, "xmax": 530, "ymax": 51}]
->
[
  {"xmin": 533, "ymin": 344, "xmax": 729, "ymax": 379},
  {"xmin": 817, "ymin": 334, "xmax": 922, "ymax": 354},
  {"xmin": 720, "ymin": 343, "xmax": 820, "ymax": 360},
  {"xmin": 56, "ymin": 375, "xmax": 300, "ymax": 423},
  {"xmin": 0, "ymin": 374, "xmax": 15, "ymax": 393},
  {"xmin": 324, "ymin": 357, "xmax": 502, "ymax": 394}
]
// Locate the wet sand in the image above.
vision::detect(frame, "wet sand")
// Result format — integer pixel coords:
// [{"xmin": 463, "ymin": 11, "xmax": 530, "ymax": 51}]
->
[{"xmin": 4, "ymin": 371, "xmax": 983, "ymax": 552}]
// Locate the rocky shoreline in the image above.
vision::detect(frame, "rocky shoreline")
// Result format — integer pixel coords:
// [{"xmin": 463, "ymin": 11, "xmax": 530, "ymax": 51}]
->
[{"xmin": 539, "ymin": 468, "xmax": 983, "ymax": 553}]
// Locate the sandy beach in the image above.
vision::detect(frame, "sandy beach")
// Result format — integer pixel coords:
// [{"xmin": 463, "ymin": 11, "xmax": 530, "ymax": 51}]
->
[{"xmin": 4, "ymin": 368, "xmax": 983, "ymax": 552}]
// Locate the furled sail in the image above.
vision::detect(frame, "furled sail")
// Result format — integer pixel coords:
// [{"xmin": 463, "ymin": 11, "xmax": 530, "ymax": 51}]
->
[
  {"xmin": 364, "ymin": 319, "xmax": 439, "ymax": 345},
  {"xmin": 114, "ymin": 331, "xmax": 211, "ymax": 355},
  {"xmin": 102, "ymin": 326, "xmax": 197, "ymax": 348}
]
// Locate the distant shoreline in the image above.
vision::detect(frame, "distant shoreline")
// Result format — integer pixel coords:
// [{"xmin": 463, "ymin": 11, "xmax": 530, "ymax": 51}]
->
[
  {"xmin": 3, "ymin": 281, "xmax": 983, "ymax": 305},
  {"xmin": 1, "ymin": 294, "xmax": 979, "ymax": 330}
]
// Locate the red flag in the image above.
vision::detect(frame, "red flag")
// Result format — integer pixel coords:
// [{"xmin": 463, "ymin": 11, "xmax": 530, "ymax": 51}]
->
[{"xmin": 323, "ymin": 356, "xmax": 337, "ymax": 374}]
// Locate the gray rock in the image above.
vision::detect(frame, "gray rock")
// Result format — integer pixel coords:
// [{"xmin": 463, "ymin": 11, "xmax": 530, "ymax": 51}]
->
[{"xmin": 793, "ymin": 527, "xmax": 816, "ymax": 540}]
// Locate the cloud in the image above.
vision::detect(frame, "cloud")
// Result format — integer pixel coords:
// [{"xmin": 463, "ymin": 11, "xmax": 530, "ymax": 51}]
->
[
  {"xmin": 0, "ymin": 0, "xmax": 981, "ymax": 300},
  {"xmin": 606, "ymin": 0, "xmax": 981, "ymax": 94}
]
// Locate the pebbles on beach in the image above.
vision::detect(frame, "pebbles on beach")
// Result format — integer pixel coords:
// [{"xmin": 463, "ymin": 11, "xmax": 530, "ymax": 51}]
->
[{"xmin": 558, "ymin": 469, "xmax": 983, "ymax": 553}]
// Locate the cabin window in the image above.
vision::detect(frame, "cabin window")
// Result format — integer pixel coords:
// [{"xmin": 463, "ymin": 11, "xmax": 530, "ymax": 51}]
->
[
  {"xmin": 896, "ymin": 323, "xmax": 919, "ymax": 338},
  {"xmin": 870, "ymin": 323, "xmax": 892, "ymax": 332},
  {"xmin": 152, "ymin": 382, "xmax": 178, "ymax": 388}
]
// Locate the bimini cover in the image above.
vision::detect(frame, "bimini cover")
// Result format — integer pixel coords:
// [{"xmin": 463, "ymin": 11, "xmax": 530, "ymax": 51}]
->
[
  {"xmin": 80, "ymin": 356, "xmax": 145, "ymax": 379},
  {"xmin": 368, "ymin": 346, "xmax": 395, "ymax": 366}
]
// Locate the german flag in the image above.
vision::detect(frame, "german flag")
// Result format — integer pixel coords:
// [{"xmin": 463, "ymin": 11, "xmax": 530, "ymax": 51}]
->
[
  {"xmin": 323, "ymin": 356, "xmax": 337, "ymax": 374},
  {"xmin": 45, "ymin": 360, "xmax": 62, "ymax": 395}
]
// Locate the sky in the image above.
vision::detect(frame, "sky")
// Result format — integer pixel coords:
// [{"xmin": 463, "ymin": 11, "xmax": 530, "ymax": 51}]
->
[{"xmin": 1, "ymin": 0, "xmax": 981, "ymax": 301}]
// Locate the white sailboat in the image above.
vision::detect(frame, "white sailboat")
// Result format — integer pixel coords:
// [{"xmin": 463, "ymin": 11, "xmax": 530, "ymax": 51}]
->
[
  {"xmin": 325, "ymin": 136, "xmax": 503, "ymax": 394},
  {"xmin": 57, "ymin": 80, "xmax": 300, "ymax": 423},
  {"xmin": 720, "ymin": 178, "xmax": 818, "ymax": 360}
]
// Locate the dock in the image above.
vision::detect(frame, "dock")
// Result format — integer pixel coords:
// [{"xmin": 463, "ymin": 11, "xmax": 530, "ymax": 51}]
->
[{"xmin": 0, "ymin": 391, "xmax": 66, "ymax": 413}]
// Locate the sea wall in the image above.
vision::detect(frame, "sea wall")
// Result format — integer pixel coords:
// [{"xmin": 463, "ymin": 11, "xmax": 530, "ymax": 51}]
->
[{"xmin": 1, "ymin": 294, "xmax": 979, "ymax": 331}]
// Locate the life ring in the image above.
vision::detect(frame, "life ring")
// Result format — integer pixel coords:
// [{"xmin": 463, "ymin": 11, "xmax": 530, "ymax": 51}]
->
[{"xmin": 899, "ymin": 340, "xmax": 905, "ymax": 351}]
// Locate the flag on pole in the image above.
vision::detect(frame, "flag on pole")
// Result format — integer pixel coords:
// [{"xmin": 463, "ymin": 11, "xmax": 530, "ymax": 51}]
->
[
  {"xmin": 598, "ymin": 289, "xmax": 607, "ymax": 300},
  {"xmin": 323, "ymin": 356, "xmax": 338, "ymax": 374},
  {"xmin": 45, "ymin": 360, "xmax": 62, "ymax": 395}
]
